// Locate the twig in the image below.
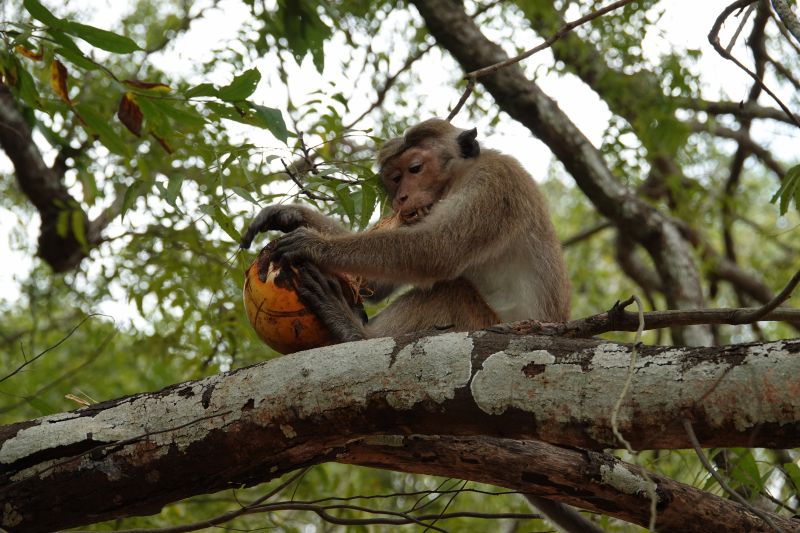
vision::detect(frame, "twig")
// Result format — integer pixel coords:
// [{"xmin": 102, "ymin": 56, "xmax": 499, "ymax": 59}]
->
[
  {"xmin": 683, "ymin": 419, "xmax": 783, "ymax": 533},
  {"xmin": 491, "ymin": 305, "xmax": 800, "ymax": 339},
  {"xmin": 346, "ymin": 44, "xmax": 434, "ymax": 129},
  {"xmin": 446, "ymin": 0, "xmax": 634, "ymax": 121},
  {"xmin": 726, "ymin": 4, "xmax": 756, "ymax": 51},
  {"xmin": 561, "ymin": 221, "xmax": 612, "ymax": 248},
  {"xmin": 280, "ymin": 158, "xmax": 331, "ymax": 201},
  {"xmin": 730, "ymin": 269, "xmax": 800, "ymax": 323},
  {"xmin": 609, "ymin": 296, "xmax": 657, "ymax": 532},
  {"xmin": 0, "ymin": 313, "xmax": 112, "ymax": 384},
  {"xmin": 709, "ymin": 0, "xmax": 800, "ymax": 128},
  {"xmin": 446, "ymin": 78, "xmax": 475, "ymax": 122}
]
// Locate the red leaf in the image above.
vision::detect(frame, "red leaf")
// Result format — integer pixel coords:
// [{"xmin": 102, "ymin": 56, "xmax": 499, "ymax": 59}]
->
[{"xmin": 117, "ymin": 93, "xmax": 143, "ymax": 136}]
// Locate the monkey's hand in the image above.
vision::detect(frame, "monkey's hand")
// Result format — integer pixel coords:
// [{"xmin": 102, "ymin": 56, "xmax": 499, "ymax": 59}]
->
[
  {"xmin": 270, "ymin": 227, "xmax": 330, "ymax": 266},
  {"xmin": 240, "ymin": 205, "xmax": 310, "ymax": 249},
  {"xmin": 296, "ymin": 262, "xmax": 367, "ymax": 343}
]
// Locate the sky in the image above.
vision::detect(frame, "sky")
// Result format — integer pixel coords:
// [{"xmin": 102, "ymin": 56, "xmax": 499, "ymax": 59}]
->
[{"xmin": 0, "ymin": 0, "xmax": 795, "ymax": 319}]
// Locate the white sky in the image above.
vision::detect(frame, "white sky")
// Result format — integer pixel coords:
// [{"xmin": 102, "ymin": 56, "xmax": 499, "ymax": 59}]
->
[{"xmin": 0, "ymin": 0, "xmax": 796, "ymax": 316}]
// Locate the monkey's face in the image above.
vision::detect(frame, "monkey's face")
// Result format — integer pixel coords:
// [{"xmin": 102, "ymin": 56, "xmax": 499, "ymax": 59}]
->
[{"xmin": 381, "ymin": 147, "xmax": 447, "ymax": 225}]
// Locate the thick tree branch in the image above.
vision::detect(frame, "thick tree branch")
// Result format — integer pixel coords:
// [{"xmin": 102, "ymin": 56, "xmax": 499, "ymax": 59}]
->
[
  {"xmin": 1, "ymin": 332, "xmax": 799, "ymax": 531},
  {"xmin": 340, "ymin": 435, "xmax": 796, "ymax": 533}
]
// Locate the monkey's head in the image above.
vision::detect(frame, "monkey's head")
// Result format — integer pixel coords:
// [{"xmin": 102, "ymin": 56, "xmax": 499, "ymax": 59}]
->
[{"xmin": 378, "ymin": 118, "xmax": 480, "ymax": 224}]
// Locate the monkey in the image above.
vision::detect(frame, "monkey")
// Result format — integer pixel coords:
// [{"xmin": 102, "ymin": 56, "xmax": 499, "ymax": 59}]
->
[{"xmin": 240, "ymin": 118, "xmax": 570, "ymax": 341}]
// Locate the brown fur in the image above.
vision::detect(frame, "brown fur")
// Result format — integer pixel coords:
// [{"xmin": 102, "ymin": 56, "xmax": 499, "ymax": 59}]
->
[{"xmin": 242, "ymin": 119, "xmax": 570, "ymax": 341}]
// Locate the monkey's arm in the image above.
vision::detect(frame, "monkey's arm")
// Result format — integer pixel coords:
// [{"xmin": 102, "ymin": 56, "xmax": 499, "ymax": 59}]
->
[
  {"xmin": 272, "ymin": 173, "xmax": 520, "ymax": 284},
  {"xmin": 240, "ymin": 204, "xmax": 349, "ymax": 249}
]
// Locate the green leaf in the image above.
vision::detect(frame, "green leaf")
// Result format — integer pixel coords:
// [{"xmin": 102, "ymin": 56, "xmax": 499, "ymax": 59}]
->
[
  {"xmin": 333, "ymin": 185, "xmax": 356, "ymax": 225},
  {"xmin": 231, "ymin": 186, "xmax": 257, "ymax": 205},
  {"xmin": 729, "ymin": 449, "xmax": 763, "ymax": 493},
  {"xmin": 279, "ymin": 1, "xmax": 331, "ymax": 73},
  {"xmin": 770, "ymin": 164, "xmax": 800, "ymax": 215},
  {"xmin": 55, "ymin": 209, "xmax": 69, "ymax": 238},
  {"xmin": 54, "ymin": 45, "xmax": 98, "ymax": 71},
  {"xmin": 217, "ymin": 68, "xmax": 261, "ymax": 102},
  {"xmin": 71, "ymin": 210, "xmax": 88, "ymax": 248},
  {"xmin": 8, "ymin": 55, "xmax": 40, "ymax": 107},
  {"xmin": 23, "ymin": 0, "xmax": 64, "ymax": 28},
  {"xmin": 63, "ymin": 21, "xmax": 140, "ymax": 54},
  {"xmin": 164, "ymin": 175, "xmax": 184, "ymax": 207},
  {"xmin": 783, "ymin": 462, "xmax": 800, "ymax": 491},
  {"xmin": 134, "ymin": 95, "xmax": 168, "ymax": 134},
  {"xmin": 77, "ymin": 103, "xmax": 130, "ymax": 156},
  {"xmin": 79, "ymin": 172, "xmax": 98, "ymax": 206},
  {"xmin": 249, "ymin": 103, "xmax": 288, "ymax": 143},
  {"xmin": 359, "ymin": 179, "xmax": 377, "ymax": 230},
  {"xmin": 199, "ymin": 205, "xmax": 239, "ymax": 242},
  {"xmin": 184, "ymin": 83, "xmax": 219, "ymax": 98},
  {"xmin": 121, "ymin": 181, "xmax": 145, "ymax": 220},
  {"xmin": 145, "ymin": 97, "xmax": 206, "ymax": 130}
]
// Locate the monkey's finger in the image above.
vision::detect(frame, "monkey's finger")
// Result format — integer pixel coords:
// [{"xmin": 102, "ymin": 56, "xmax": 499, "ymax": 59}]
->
[
  {"xmin": 240, "ymin": 207, "xmax": 272, "ymax": 249},
  {"xmin": 270, "ymin": 232, "xmax": 306, "ymax": 263},
  {"xmin": 257, "ymin": 257, "xmax": 271, "ymax": 282}
]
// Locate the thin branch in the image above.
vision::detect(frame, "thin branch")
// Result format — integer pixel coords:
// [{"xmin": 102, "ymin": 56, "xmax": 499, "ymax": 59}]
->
[
  {"xmin": 280, "ymin": 158, "xmax": 332, "ymax": 202},
  {"xmin": 733, "ymin": 269, "xmax": 800, "ymax": 323},
  {"xmin": 345, "ymin": 43, "xmax": 433, "ymax": 129},
  {"xmin": 0, "ymin": 314, "xmax": 111, "ymax": 384},
  {"xmin": 0, "ymin": 326, "xmax": 116, "ymax": 414},
  {"xmin": 726, "ymin": 3, "xmax": 756, "ymax": 51},
  {"xmin": 446, "ymin": 0, "xmax": 635, "ymax": 121},
  {"xmin": 561, "ymin": 221, "xmax": 613, "ymax": 248},
  {"xmin": 709, "ymin": 0, "xmax": 800, "ymax": 128},
  {"xmin": 683, "ymin": 419, "xmax": 783, "ymax": 533},
  {"xmin": 688, "ymin": 120, "xmax": 785, "ymax": 178},
  {"xmin": 675, "ymin": 97, "xmax": 798, "ymax": 125},
  {"xmin": 491, "ymin": 305, "xmax": 800, "ymax": 339}
]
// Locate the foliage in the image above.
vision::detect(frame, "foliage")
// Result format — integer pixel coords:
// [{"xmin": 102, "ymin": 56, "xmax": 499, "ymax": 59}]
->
[{"xmin": 1, "ymin": 0, "xmax": 799, "ymax": 531}]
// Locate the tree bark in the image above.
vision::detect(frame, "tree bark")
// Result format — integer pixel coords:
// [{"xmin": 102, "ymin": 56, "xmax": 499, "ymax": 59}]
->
[{"xmin": 1, "ymin": 331, "xmax": 798, "ymax": 531}]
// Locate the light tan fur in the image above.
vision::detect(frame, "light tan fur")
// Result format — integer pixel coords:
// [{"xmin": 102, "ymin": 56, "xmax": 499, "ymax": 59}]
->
[{"xmin": 242, "ymin": 118, "xmax": 570, "ymax": 341}]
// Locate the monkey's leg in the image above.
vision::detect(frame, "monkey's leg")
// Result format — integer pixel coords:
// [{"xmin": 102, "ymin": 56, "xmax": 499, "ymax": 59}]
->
[
  {"xmin": 366, "ymin": 279, "xmax": 499, "ymax": 337},
  {"xmin": 295, "ymin": 262, "xmax": 367, "ymax": 343}
]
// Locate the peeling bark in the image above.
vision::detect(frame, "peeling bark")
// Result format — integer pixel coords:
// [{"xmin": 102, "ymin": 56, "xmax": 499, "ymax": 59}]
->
[{"xmin": 1, "ymin": 332, "xmax": 798, "ymax": 531}]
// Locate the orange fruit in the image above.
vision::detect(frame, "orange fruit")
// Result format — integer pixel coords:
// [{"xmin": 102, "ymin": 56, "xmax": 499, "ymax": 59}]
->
[{"xmin": 243, "ymin": 243, "xmax": 361, "ymax": 354}]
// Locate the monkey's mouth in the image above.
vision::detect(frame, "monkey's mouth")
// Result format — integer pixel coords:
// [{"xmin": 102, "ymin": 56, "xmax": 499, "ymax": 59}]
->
[{"xmin": 400, "ymin": 204, "xmax": 434, "ymax": 224}]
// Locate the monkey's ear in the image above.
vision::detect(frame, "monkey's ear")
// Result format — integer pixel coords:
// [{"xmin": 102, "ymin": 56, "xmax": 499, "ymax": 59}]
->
[{"xmin": 457, "ymin": 127, "xmax": 480, "ymax": 158}]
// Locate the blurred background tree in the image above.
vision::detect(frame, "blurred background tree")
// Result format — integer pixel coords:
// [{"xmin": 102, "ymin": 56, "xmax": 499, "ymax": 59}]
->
[{"xmin": 1, "ymin": 0, "xmax": 798, "ymax": 530}]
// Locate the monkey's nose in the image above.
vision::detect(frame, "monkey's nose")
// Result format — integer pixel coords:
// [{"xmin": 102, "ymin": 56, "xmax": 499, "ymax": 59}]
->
[{"xmin": 398, "ymin": 194, "xmax": 409, "ymax": 203}]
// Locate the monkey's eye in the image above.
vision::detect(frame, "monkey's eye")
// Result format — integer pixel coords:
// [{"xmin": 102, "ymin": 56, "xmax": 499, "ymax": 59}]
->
[
  {"xmin": 391, "ymin": 174, "xmax": 401, "ymax": 184},
  {"xmin": 409, "ymin": 163, "xmax": 423, "ymax": 174}
]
